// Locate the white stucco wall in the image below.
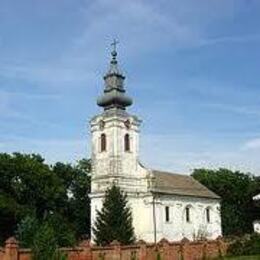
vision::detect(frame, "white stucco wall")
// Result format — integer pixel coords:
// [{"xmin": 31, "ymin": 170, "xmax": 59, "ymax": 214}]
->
[
  {"xmin": 130, "ymin": 194, "xmax": 221, "ymax": 242},
  {"xmin": 253, "ymin": 194, "xmax": 260, "ymax": 201},
  {"xmin": 153, "ymin": 195, "xmax": 221, "ymax": 241},
  {"xmin": 90, "ymin": 190, "xmax": 222, "ymax": 242},
  {"xmin": 253, "ymin": 220, "xmax": 260, "ymax": 234}
]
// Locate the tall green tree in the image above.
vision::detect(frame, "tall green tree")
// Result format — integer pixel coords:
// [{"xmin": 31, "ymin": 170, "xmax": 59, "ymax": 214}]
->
[
  {"xmin": 0, "ymin": 153, "xmax": 91, "ymax": 244},
  {"xmin": 192, "ymin": 168, "xmax": 260, "ymax": 236},
  {"xmin": 93, "ymin": 184, "xmax": 135, "ymax": 245},
  {"xmin": 0, "ymin": 153, "xmax": 59, "ymax": 243},
  {"xmin": 52, "ymin": 159, "xmax": 91, "ymax": 239}
]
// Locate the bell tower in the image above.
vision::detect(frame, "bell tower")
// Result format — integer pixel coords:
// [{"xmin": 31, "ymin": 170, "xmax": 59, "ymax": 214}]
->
[{"xmin": 90, "ymin": 42, "xmax": 142, "ymax": 194}]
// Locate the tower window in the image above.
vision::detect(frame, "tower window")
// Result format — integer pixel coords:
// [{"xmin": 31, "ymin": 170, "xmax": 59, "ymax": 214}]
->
[
  {"xmin": 101, "ymin": 133, "xmax": 106, "ymax": 152},
  {"xmin": 206, "ymin": 208, "xmax": 210, "ymax": 223},
  {"xmin": 124, "ymin": 134, "xmax": 130, "ymax": 152},
  {"xmin": 165, "ymin": 206, "xmax": 170, "ymax": 222},
  {"xmin": 185, "ymin": 207, "xmax": 191, "ymax": 223}
]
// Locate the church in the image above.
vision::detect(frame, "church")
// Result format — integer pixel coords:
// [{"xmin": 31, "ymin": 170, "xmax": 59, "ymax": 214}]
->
[
  {"xmin": 253, "ymin": 194, "xmax": 260, "ymax": 234},
  {"xmin": 89, "ymin": 46, "xmax": 222, "ymax": 243}
]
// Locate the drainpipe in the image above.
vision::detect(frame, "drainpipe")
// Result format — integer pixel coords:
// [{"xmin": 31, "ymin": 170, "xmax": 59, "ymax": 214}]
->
[{"xmin": 152, "ymin": 192, "xmax": 157, "ymax": 244}]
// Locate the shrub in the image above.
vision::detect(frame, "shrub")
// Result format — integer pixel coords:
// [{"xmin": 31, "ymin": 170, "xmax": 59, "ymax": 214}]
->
[
  {"xmin": 228, "ymin": 233, "xmax": 260, "ymax": 256},
  {"xmin": 15, "ymin": 215, "xmax": 39, "ymax": 248},
  {"xmin": 31, "ymin": 221, "xmax": 57, "ymax": 260},
  {"xmin": 156, "ymin": 251, "xmax": 161, "ymax": 260},
  {"xmin": 16, "ymin": 214, "xmax": 74, "ymax": 259}
]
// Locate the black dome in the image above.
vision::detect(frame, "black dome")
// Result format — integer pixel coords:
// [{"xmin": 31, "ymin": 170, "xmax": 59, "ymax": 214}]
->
[
  {"xmin": 97, "ymin": 49, "xmax": 133, "ymax": 111},
  {"xmin": 97, "ymin": 90, "xmax": 133, "ymax": 110}
]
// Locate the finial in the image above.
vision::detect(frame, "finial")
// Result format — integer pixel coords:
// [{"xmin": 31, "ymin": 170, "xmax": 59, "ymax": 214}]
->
[{"xmin": 111, "ymin": 39, "xmax": 119, "ymax": 63}]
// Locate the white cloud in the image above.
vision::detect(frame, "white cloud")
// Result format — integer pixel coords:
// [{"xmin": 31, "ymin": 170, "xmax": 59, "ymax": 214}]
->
[
  {"xmin": 202, "ymin": 103, "xmax": 260, "ymax": 118},
  {"xmin": 199, "ymin": 34, "xmax": 260, "ymax": 47},
  {"xmin": 0, "ymin": 90, "xmax": 61, "ymax": 123},
  {"xmin": 70, "ymin": 0, "xmax": 203, "ymax": 59},
  {"xmin": 0, "ymin": 0, "xmax": 255, "ymax": 89},
  {"xmin": 0, "ymin": 89, "xmax": 60, "ymax": 100},
  {"xmin": 1, "ymin": 0, "xmax": 260, "ymax": 175},
  {"xmin": 0, "ymin": 0, "xmax": 199, "ymax": 91},
  {"xmin": 243, "ymin": 138, "xmax": 260, "ymax": 150},
  {"xmin": 0, "ymin": 63, "xmax": 95, "ymax": 87},
  {"xmin": 0, "ymin": 90, "xmax": 27, "ymax": 120},
  {"xmin": 140, "ymin": 133, "xmax": 260, "ymax": 175},
  {"xmin": 1, "ymin": 133, "xmax": 259, "ymax": 176},
  {"xmin": 77, "ymin": 0, "xmax": 249, "ymax": 53}
]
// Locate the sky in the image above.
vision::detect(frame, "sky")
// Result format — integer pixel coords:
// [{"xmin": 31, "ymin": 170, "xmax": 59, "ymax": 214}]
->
[{"xmin": 0, "ymin": 0, "xmax": 260, "ymax": 175}]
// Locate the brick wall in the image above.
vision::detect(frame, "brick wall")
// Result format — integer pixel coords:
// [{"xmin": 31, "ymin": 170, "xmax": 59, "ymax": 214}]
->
[{"xmin": 0, "ymin": 237, "xmax": 228, "ymax": 260}]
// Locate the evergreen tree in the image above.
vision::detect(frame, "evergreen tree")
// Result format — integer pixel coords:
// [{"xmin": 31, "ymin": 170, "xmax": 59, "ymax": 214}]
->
[{"xmin": 92, "ymin": 184, "xmax": 135, "ymax": 245}]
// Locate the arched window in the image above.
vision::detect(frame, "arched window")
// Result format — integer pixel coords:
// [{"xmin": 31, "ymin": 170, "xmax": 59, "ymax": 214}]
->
[
  {"xmin": 206, "ymin": 208, "xmax": 211, "ymax": 223},
  {"xmin": 124, "ymin": 134, "xmax": 130, "ymax": 152},
  {"xmin": 101, "ymin": 133, "xmax": 106, "ymax": 152},
  {"xmin": 185, "ymin": 206, "xmax": 191, "ymax": 223},
  {"xmin": 165, "ymin": 206, "xmax": 170, "ymax": 222}
]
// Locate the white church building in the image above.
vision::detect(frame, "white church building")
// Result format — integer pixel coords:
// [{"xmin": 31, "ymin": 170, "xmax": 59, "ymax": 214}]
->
[
  {"xmin": 90, "ymin": 47, "xmax": 222, "ymax": 243},
  {"xmin": 253, "ymin": 194, "xmax": 260, "ymax": 234}
]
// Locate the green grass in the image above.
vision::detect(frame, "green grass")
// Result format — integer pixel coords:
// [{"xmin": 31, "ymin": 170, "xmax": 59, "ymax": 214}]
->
[{"xmin": 221, "ymin": 255, "xmax": 260, "ymax": 260}]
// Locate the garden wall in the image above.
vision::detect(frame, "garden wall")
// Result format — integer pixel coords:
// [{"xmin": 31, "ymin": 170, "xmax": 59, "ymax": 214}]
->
[{"xmin": 0, "ymin": 237, "xmax": 228, "ymax": 260}]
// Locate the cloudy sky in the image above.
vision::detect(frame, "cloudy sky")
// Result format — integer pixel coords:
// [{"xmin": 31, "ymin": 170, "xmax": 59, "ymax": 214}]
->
[{"xmin": 0, "ymin": 0, "xmax": 260, "ymax": 175}]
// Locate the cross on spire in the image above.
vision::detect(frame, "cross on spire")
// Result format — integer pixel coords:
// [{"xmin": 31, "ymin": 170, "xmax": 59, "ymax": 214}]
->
[
  {"xmin": 111, "ymin": 39, "xmax": 119, "ymax": 53},
  {"xmin": 110, "ymin": 39, "xmax": 119, "ymax": 64}
]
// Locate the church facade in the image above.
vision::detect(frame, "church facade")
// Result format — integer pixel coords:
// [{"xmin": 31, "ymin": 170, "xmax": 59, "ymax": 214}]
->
[{"xmin": 89, "ymin": 48, "xmax": 222, "ymax": 242}]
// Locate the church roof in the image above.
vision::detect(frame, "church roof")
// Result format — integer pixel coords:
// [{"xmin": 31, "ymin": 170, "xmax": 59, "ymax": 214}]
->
[{"xmin": 151, "ymin": 170, "xmax": 220, "ymax": 199}]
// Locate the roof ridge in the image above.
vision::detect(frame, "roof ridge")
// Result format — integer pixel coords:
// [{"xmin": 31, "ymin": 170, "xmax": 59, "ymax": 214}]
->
[{"xmin": 151, "ymin": 169, "xmax": 191, "ymax": 177}]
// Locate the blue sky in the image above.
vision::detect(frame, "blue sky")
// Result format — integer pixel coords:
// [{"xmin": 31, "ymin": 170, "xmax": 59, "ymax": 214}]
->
[{"xmin": 1, "ymin": 0, "xmax": 260, "ymax": 175}]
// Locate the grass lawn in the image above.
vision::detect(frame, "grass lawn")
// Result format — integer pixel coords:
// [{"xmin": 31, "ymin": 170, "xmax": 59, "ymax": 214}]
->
[{"xmin": 221, "ymin": 256, "xmax": 260, "ymax": 260}]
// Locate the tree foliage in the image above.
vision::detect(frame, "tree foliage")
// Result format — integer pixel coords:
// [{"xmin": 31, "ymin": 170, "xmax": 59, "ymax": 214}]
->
[
  {"xmin": 16, "ymin": 214, "xmax": 71, "ymax": 260},
  {"xmin": 0, "ymin": 153, "xmax": 91, "ymax": 245},
  {"xmin": 93, "ymin": 184, "xmax": 135, "ymax": 245},
  {"xmin": 192, "ymin": 168, "xmax": 260, "ymax": 236}
]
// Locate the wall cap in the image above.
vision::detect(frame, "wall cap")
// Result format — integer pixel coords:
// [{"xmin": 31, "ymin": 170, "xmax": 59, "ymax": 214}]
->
[{"xmin": 5, "ymin": 237, "xmax": 18, "ymax": 246}]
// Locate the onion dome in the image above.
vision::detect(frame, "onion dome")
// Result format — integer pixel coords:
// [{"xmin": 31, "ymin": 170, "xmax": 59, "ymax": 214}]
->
[{"xmin": 97, "ymin": 44, "xmax": 133, "ymax": 110}]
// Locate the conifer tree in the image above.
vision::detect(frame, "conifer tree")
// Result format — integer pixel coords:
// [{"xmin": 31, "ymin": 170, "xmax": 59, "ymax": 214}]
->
[{"xmin": 92, "ymin": 184, "xmax": 135, "ymax": 245}]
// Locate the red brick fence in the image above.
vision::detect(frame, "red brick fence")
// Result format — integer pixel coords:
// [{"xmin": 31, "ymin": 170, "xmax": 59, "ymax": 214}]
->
[{"xmin": 0, "ymin": 237, "xmax": 228, "ymax": 260}]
